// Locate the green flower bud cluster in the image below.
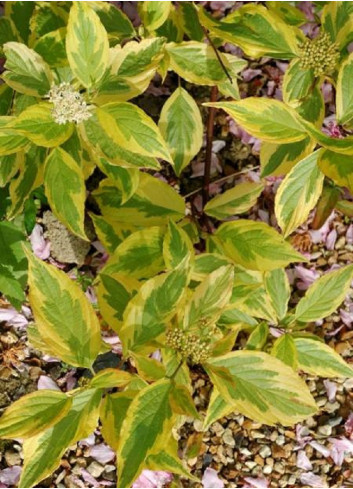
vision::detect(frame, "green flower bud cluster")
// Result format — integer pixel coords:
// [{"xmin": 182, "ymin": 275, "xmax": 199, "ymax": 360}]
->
[
  {"xmin": 299, "ymin": 32, "xmax": 339, "ymax": 77},
  {"xmin": 166, "ymin": 328, "xmax": 211, "ymax": 364}
]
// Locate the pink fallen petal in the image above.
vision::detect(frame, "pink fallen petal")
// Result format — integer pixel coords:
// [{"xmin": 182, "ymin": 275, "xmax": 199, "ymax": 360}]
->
[
  {"xmin": 85, "ymin": 286, "xmax": 97, "ymax": 304},
  {"xmin": 329, "ymin": 437, "xmax": 353, "ymax": 466},
  {"xmin": 0, "ymin": 467, "xmax": 21, "ymax": 486},
  {"xmin": 346, "ymin": 224, "xmax": 353, "ymax": 245},
  {"xmin": 243, "ymin": 476, "xmax": 269, "ymax": 488},
  {"xmin": 37, "ymin": 375, "xmax": 60, "ymax": 391},
  {"xmin": 296, "ymin": 450, "xmax": 313, "ymax": 470},
  {"xmin": 242, "ymin": 68, "xmax": 262, "ymax": 82},
  {"xmin": 300, "ymin": 472, "xmax": 327, "ymax": 487},
  {"xmin": 132, "ymin": 470, "xmax": 172, "ymax": 488},
  {"xmin": 296, "ymin": 424, "xmax": 312, "ymax": 448},
  {"xmin": 30, "ymin": 224, "xmax": 50, "ymax": 260},
  {"xmin": 0, "ymin": 308, "xmax": 28, "ymax": 328},
  {"xmin": 309, "ymin": 441, "xmax": 331, "ymax": 458},
  {"xmin": 81, "ymin": 469, "xmax": 100, "ymax": 487},
  {"xmin": 212, "ymin": 140, "xmax": 226, "ymax": 154},
  {"xmin": 79, "ymin": 433, "xmax": 96, "ymax": 447},
  {"xmin": 345, "ymin": 413, "xmax": 353, "ymax": 439},
  {"xmin": 294, "ymin": 266, "xmax": 319, "ymax": 290},
  {"xmin": 326, "ymin": 228, "xmax": 337, "ymax": 250},
  {"xmin": 323, "ymin": 379, "xmax": 337, "ymax": 402},
  {"xmin": 202, "ymin": 468, "xmax": 224, "ymax": 488},
  {"xmin": 89, "ymin": 444, "xmax": 115, "ymax": 464},
  {"xmin": 340, "ymin": 307, "xmax": 353, "ymax": 327}
]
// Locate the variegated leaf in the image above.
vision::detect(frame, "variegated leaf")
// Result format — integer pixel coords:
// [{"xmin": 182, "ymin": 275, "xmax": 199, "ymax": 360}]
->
[
  {"xmin": 260, "ymin": 137, "xmax": 315, "ymax": 177},
  {"xmin": 319, "ymin": 149, "xmax": 353, "ymax": 195}
]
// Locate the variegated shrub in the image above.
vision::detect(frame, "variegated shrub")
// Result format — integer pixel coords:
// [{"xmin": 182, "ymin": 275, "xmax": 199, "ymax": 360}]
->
[{"xmin": 0, "ymin": 2, "xmax": 353, "ymax": 488}]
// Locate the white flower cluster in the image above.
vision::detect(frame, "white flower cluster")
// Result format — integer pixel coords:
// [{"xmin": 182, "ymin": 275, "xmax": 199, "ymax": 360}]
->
[{"xmin": 46, "ymin": 82, "xmax": 92, "ymax": 124}]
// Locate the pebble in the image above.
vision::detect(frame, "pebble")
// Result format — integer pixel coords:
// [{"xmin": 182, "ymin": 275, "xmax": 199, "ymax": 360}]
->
[
  {"xmin": 4, "ymin": 450, "xmax": 21, "ymax": 466},
  {"xmin": 263, "ymin": 464, "xmax": 273, "ymax": 474},
  {"xmin": 87, "ymin": 461, "xmax": 104, "ymax": 478},
  {"xmin": 222, "ymin": 429, "xmax": 235, "ymax": 447},
  {"xmin": 276, "ymin": 435, "xmax": 285, "ymax": 446},
  {"xmin": 259, "ymin": 445, "xmax": 271, "ymax": 458},
  {"xmin": 318, "ymin": 425, "xmax": 332, "ymax": 437}
]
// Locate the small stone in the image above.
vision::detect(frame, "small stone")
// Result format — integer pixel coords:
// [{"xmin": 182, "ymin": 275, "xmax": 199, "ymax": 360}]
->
[
  {"xmin": 222, "ymin": 429, "xmax": 235, "ymax": 447},
  {"xmin": 252, "ymin": 430, "xmax": 265, "ymax": 439},
  {"xmin": 87, "ymin": 461, "xmax": 104, "ymax": 478},
  {"xmin": 318, "ymin": 425, "xmax": 332, "ymax": 437},
  {"xmin": 245, "ymin": 461, "xmax": 257, "ymax": 470},
  {"xmin": 4, "ymin": 450, "xmax": 21, "ymax": 466},
  {"xmin": 259, "ymin": 446, "xmax": 271, "ymax": 458},
  {"xmin": 335, "ymin": 237, "xmax": 346, "ymax": 249},
  {"xmin": 274, "ymin": 462, "xmax": 285, "ymax": 474},
  {"xmin": 263, "ymin": 465, "xmax": 273, "ymax": 474},
  {"xmin": 324, "ymin": 401, "xmax": 340, "ymax": 413},
  {"xmin": 276, "ymin": 435, "xmax": 285, "ymax": 445},
  {"xmin": 212, "ymin": 422, "xmax": 225, "ymax": 436}
]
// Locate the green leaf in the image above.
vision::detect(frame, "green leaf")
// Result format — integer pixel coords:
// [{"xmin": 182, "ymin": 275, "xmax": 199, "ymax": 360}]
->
[
  {"xmin": 0, "ymin": 18, "xmax": 19, "ymax": 55},
  {"xmin": 163, "ymin": 220, "xmax": 193, "ymax": 270},
  {"xmin": 205, "ymin": 351, "xmax": 317, "ymax": 425},
  {"xmin": 132, "ymin": 353, "xmax": 166, "ymax": 382},
  {"xmin": 215, "ymin": 219, "xmax": 305, "ymax": 271},
  {"xmin": 80, "ymin": 111, "xmax": 160, "ymax": 170},
  {"xmin": 205, "ymin": 182, "xmax": 264, "ymax": 220},
  {"xmin": 96, "ymin": 271, "xmax": 140, "ymax": 333},
  {"xmin": 29, "ymin": 2, "xmax": 67, "ymax": 37},
  {"xmin": 169, "ymin": 384, "xmax": 200, "ymax": 419},
  {"xmin": 159, "ymin": 87, "xmax": 202, "ymax": 176},
  {"xmin": 90, "ymin": 368, "xmax": 133, "ymax": 389},
  {"xmin": 94, "ymin": 38, "xmax": 165, "ymax": 103},
  {"xmin": 282, "ymin": 58, "xmax": 315, "ymax": 105},
  {"xmin": 294, "ymin": 338, "xmax": 353, "ymax": 378},
  {"xmin": 266, "ymin": 2, "xmax": 307, "ymax": 26},
  {"xmin": 2, "ymin": 42, "xmax": 53, "ymax": 97},
  {"xmin": 207, "ymin": 98, "xmax": 307, "ymax": 144},
  {"xmin": 0, "ymin": 221, "xmax": 28, "ymax": 308},
  {"xmin": 166, "ymin": 41, "xmax": 230, "ymax": 86},
  {"xmin": 97, "ymin": 103, "xmax": 172, "ymax": 162},
  {"xmin": 319, "ymin": 148, "xmax": 353, "ymax": 194},
  {"xmin": 34, "ymin": 28, "xmax": 67, "ymax": 67},
  {"xmin": 44, "ymin": 147, "xmax": 86, "ymax": 239},
  {"xmin": 271, "ymin": 334, "xmax": 298, "ymax": 369},
  {"xmin": 191, "ymin": 253, "xmax": 232, "ymax": 282},
  {"xmin": 264, "ymin": 268, "xmax": 290, "ymax": 321},
  {"xmin": 102, "ymin": 226, "xmax": 165, "ymax": 280},
  {"xmin": 275, "ymin": 150, "xmax": 325, "ymax": 237},
  {"xmin": 120, "ymin": 260, "xmax": 190, "ymax": 352},
  {"xmin": 177, "ymin": 2, "xmax": 204, "ymax": 41},
  {"xmin": 295, "ymin": 83, "xmax": 325, "ymax": 128},
  {"xmin": 19, "ymin": 389, "xmax": 101, "ymax": 488},
  {"xmin": 336, "ymin": 199, "xmax": 353, "ymax": 217},
  {"xmin": 245, "ymin": 322, "xmax": 269, "ymax": 350},
  {"xmin": 66, "ymin": 2, "xmax": 109, "ymax": 88},
  {"xmin": 0, "ymin": 151, "xmax": 23, "ymax": 187},
  {"xmin": 96, "ymin": 160, "xmax": 139, "ymax": 204},
  {"xmin": 321, "ymin": 1, "xmax": 353, "ymax": 49},
  {"xmin": 0, "ymin": 390, "xmax": 72, "ymax": 440},
  {"xmin": 117, "ymin": 379, "xmax": 175, "ymax": 488},
  {"xmin": 100, "ymin": 390, "xmax": 138, "ymax": 450},
  {"xmin": 298, "ymin": 116, "xmax": 353, "ymax": 156},
  {"xmin": 90, "ymin": 1, "xmax": 135, "ymax": 42},
  {"xmin": 11, "ymin": 103, "xmax": 74, "ymax": 148},
  {"xmin": 25, "ymin": 250, "xmax": 102, "ymax": 368},
  {"xmin": 260, "ymin": 138, "xmax": 314, "ymax": 178},
  {"xmin": 5, "ymin": 1, "xmax": 35, "ymax": 43},
  {"xmin": 93, "ymin": 173, "xmax": 185, "ymax": 227},
  {"xmin": 90, "ymin": 213, "xmax": 132, "ymax": 254},
  {"xmin": 0, "ymin": 117, "xmax": 29, "ymax": 157},
  {"xmin": 295, "ymin": 265, "xmax": 353, "ymax": 323},
  {"xmin": 312, "ymin": 185, "xmax": 341, "ymax": 230},
  {"xmin": 183, "ymin": 265, "xmax": 234, "ymax": 330},
  {"xmin": 139, "ymin": 1, "xmax": 172, "ymax": 31},
  {"xmin": 199, "ymin": 3, "xmax": 301, "ymax": 59},
  {"xmin": 337, "ymin": 52, "xmax": 353, "ymax": 126}
]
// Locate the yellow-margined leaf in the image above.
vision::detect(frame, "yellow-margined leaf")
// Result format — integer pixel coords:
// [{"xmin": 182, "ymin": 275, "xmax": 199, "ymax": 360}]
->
[
  {"xmin": 217, "ymin": 53, "xmax": 247, "ymax": 99},
  {"xmin": 271, "ymin": 334, "xmax": 298, "ymax": 369},
  {"xmin": 266, "ymin": 2, "xmax": 307, "ymax": 26},
  {"xmin": 25, "ymin": 250, "xmax": 102, "ymax": 369},
  {"xmin": 282, "ymin": 58, "xmax": 316, "ymax": 106},
  {"xmin": 191, "ymin": 253, "xmax": 232, "ymax": 282},
  {"xmin": 89, "ymin": 1, "xmax": 135, "ymax": 42},
  {"xmin": 169, "ymin": 384, "xmax": 200, "ymax": 419},
  {"xmin": 295, "ymin": 265, "xmax": 353, "ymax": 323},
  {"xmin": 337, "ymin": 52, "xmax": 353, "ymax": 126},
  {"xmin": 66, "ymin": 2, "xmax": 109, "ymax": 88},
  {"xmin": 166, "ymin": 41, "xmax": 230, "ymax": 86},
  {"xmin": 95, "ymin": 159, "xmax": 139, "ymax": 204},
  {"xmin": 0, "ymin": 390, "xmax": 72, "ymax": 440},
  {"xmin": 159, "ymin": 87, "xmax": 202, "ymax": 176},
  {"xmin": 19, "ymin": 389, "xmax": 101, "ymax": 488},
  {"xmin": 204, "ymin": 388, "xmax": 235, "ymax": 430},
  {"xmin": 205, "ymin": 351, "xmax": 317, "ymax": 426},
  {"xmin": 0, "ymin": 151, "xmax": 23, "ymax": 187},
  {"xmin": 184, "ymin": 265, "xmax": 234, "ymax": 331},
  {"xmin": 96, "ymin": 271, "xmax": 140, "ymax": 333},
  {"xmin": 44, "ymin": 147, "xmax": 87, "ymax": 239},
  {"xmin": 298, "ymin": 116, "xmax": 353, "ymax": 155},
  {"xmin": 206, "ymin": 98, "xmax": 307, "ymax": 144},
  {"xmin": 260, "ymin": 137, "xmax": 315, "ymax": 177},
  {"xmin": 94, "ymin": 38, "xmax": 165, "ymax": 103},
  {"xmin": 117, "ymin": 379, "xmax": 175, "ymax": 488},
  {"xmin": 100, "ymin": 390, "xmax": 138, "ymax": 451},
  {"xmin": 163, "ymin": 220, "xmax": 193, "ymax": 270},
  {"xmin": 245, "ymin": 322, "xmax": 268, "ymax": 350},
  {"xmin": 295, "ymin": 83, "xmax": 325, "ymax": 128},
  {"xmin": 319, "ymin": 149, "xmax": 353, "ymax": 195},
  {"xmin": 264, "ymin": 268, "xmax": 290, "ymax": 321},
  {"xmin": 294, "ymin": 337, "xmax": 353, "ymax": 378},
  {"xmin": 132, "ymin": 352, "xmax": 166, "ymax": 382},
  {"xmin": 90, "ymin": 368, "xmax": 133, "ymax": 389},
  {"xmin": 97, "ymin": 103, "xmax": 172, "ymax": 162},
  {"xmin": 275, "ymin": 150, "xmax": 324, "ymax": 238},
  {"xmin": 178, "ymin": 2, "xmax": 204, "ymax": 42},
  {"xmin": 93, "ymin": 173, "xmax": 185, "ymax": 227},
  {"xmin": 34, "ymin": 28, "xmax": 67, "ymax": 68},
  {"xmin": 0, "ymin": 116, "xmax": 28, "ymax": 156},
  {"xmin": 336, "ymin": 199, "xmax": 353, "ymax": 217},
  {"xmin": 120, "ymin": 259, "xmax": 190, "ymax": 353},
  {"xmin": 2, "ymin": 42, "xmax": 53, "ymax": 97},
  {"xmin": 10, "ymin": 103, "xmax": 74, "ymax": 148},
  {"xmin": 102, "ymin": 226, "xmax": 165, "ymax": 280},
  {"xmin": 199, "ymin": 4, "xmax": 301, "ymax": 59},
  {"xmin": 90, "ymin": 213, "xmax": 132, "ymax": 253},
  {"xmin": 215, "ymin": 219, "xmax": 305, "ymax": 271},
  {"xmin": 80, "ymin": 111, "xmax": 160, "ymax": 170},
  {"xmin": 321, "ymin": 1, "xmax": 353, "ymax": 49},
  {"xmin": 139, "ymin": 1, "xmax": 172, "ymax": 31},
  {"xmin": 205, "ymin": 182, "xmax": 264, "ymax": 220}
]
